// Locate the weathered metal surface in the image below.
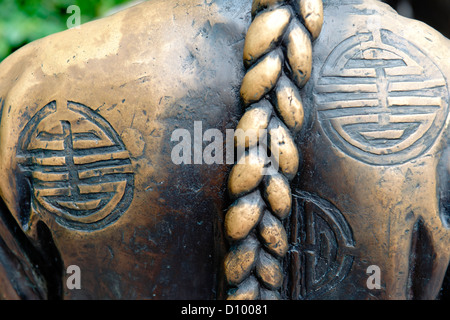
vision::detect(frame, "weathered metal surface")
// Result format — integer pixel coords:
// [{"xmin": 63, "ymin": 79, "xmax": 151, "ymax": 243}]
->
[
  {"xmin": 0, "ymin": 0, "xmax": 448, "ymax": 300},
  {"xmin": 0, "ymin": 0, "xmax": 251, "ymax": 299}
]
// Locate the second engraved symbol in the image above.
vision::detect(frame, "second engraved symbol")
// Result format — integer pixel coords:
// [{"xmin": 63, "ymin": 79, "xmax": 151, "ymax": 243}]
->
[
  {"xmin": 290, "ymin": 191, "xmax": 356, "ymax": 299},
  {"xmin": 315, "ymin": 28, "xmax": 449, "ymax": 165},
  {"xmin": 17, "ymin": 101, "xmax": 134, "ymax": 232}
]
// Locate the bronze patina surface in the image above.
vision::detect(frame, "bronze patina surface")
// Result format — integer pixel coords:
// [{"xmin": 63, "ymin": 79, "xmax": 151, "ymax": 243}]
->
[
  {"xmin": 0, "ymin": 0, "xmax": 448, "ymax": 300},
  {"xmin": 295, "ymin": 0, "xmax": 450, "ymax": 299},
  {"xmin": 0, "ymin": 0, "xmax": 251, "ymax": 299}
]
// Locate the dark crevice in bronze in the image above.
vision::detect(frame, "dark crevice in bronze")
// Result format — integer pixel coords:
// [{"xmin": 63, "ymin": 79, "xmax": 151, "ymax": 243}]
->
[
  {"xmin": 285, "ymin": 194, "xmax": 302, "ymax": 300},
  {"xmin": 0, "ymin": 197, "xmax": 63, "ymax": 299},
  {"xmin": 0, "ymin": 197, "xmax": 45, "ymax": 298},
  {"xmin": 14, "ymin": 170, "xmax": 32, "ymax": 230},
  {"xmin": 440, "ymin": 264, "xmax": 450, "ymax": 300},
  {"xmin": 0, "ymin": 231, "xmax": 44, "ymax": 299},
  {"xmin": 437, "ymin": 148, "xmax": 450, "ymax": 229},
  {"xmin": 407, "ymin": 218, "xmax": 435, "ymax": 300},
  {"xmin": 35, "ymin": 220, "xmax": 64, "ymax": 300}
]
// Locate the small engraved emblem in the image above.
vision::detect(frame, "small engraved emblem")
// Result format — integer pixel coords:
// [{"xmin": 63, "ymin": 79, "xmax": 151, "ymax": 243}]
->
[
  {"xmin": 17, "ymin": 101, "xmax": 134, "ymax": 231},
  {"xmin": 290, "ymin": 191, "xmax": 355, "ymax": 299},
  {"xmin": 315, "ymin": 29, "xmax": 449, "ymax": 165}
]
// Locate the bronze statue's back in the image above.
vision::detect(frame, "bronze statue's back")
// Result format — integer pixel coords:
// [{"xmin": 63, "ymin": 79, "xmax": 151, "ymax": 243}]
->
[{"xmin": 0, "ymin": 0, "xmax": 448, "ymax": 300}]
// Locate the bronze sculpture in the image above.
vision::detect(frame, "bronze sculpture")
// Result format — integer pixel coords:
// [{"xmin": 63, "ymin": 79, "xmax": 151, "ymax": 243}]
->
[{"xmin": 0, "ymin": 0, "xmax": 448, "ymax": 300}]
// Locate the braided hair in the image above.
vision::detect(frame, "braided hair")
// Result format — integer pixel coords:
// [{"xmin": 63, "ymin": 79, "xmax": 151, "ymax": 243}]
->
[{"xmin": 223, "ymin": 0, "xmax": 324, "ymax": 300}]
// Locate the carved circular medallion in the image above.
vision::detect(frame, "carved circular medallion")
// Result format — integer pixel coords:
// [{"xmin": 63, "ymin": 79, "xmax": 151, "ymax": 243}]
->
[
  {"xmin": 291, "ymin": 191, "xmax": 355, "ymax": 299},
  {"xmin": 315, "ymin": 29, "xmax": 449, "ymax": 165},
  {"xmin": 18, "ymin": 101, "xmax": 134, "ymax": 231}
]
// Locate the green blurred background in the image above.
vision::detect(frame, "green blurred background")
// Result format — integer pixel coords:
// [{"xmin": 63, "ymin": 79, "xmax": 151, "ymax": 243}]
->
[
  {"xmin": 1, "ymin": 0, "xmax": 450, "ymax": 63},
  {"xmin": 1, "ymin": 0, "xmax": 449, "ymax": 64},
  {"xmin": 0, "ymin": 0, "xmax": 137, "ymax": 62}
]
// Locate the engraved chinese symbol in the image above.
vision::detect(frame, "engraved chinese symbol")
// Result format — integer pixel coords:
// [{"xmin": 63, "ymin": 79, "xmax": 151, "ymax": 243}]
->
[
  {"xmin": 315, "ymin": 29, "xmax": 449, "ymax": 165},
  {"xmin": 18, "ymin": 101, "xmax": 134, "ymax": 231},
  {"xmin": 290, "ymin": 191, "xmax": 355, "ymax": 299}
]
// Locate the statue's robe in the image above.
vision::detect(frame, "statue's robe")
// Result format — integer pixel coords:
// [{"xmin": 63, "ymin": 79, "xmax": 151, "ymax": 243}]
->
[{"xmin": 0, "ymin": 0, "xmax": 448, "ymax": 299}]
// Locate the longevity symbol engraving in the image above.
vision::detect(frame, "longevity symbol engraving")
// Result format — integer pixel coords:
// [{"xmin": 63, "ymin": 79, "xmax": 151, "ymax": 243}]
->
[
  {"xmin": 17, "ymin": 101, "xmax": 134, "ymax": 231},
  {"xmin": 315, "ymin": 29, "xmax": 449, "ymax": 165}
]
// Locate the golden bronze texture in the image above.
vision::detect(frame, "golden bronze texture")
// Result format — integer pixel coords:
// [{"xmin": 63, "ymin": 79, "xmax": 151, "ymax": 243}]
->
[
  {"xmin": 293, "ymin": 0, "xmax": 450, "ymax": 300},
  {"xmin": 0, "ymin": 0, "xmax": 254, "ymax": 299},
  {"xmin": 224, "ymin": 0, "xmax": 321, "ymax": 300},
  {"xmin": 0, "ymin": 0, "xmax": 448, "ymax": 300}
]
